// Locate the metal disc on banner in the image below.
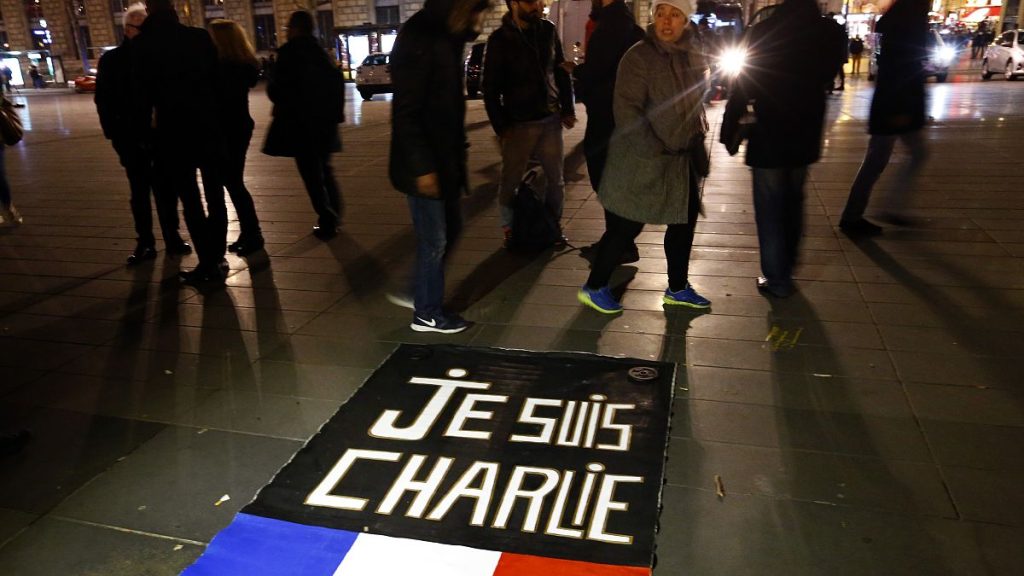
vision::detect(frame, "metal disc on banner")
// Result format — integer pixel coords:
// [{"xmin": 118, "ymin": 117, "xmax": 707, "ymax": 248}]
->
[{"xmin": 628, "ymin": 366, "xmax": 659, "ymax": 382}]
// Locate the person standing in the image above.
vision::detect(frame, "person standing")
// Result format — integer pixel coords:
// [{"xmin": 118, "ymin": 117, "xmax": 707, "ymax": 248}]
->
[
  {"xmin": 722, "ymin": 0, "xmax": 842, "ymax": 298},
  {"xmin": 131, "ymin": 0, "xmax": 224, "ymax": 284},
  {"xmin": 96, "ymin": 2, "xmax": 191, "ymax": 265},
  {"xmin": 482, "ymin": 0, "xmax": 576, "ymax": 244},
  {"xmin": 577, "ymin": 0, "xmax": 711, "ymax": 314},
  {"xmin": 389, "ymin": 0, "xmax": 491, "ymax": 333},
  {"xmin": 562, "ymin": 0, "xmax": 644, "ymax": 263},
  {"xmin": 264, "ymin": 11, "xmax": 344, "ymax": 241},
  {"xmin": 0, "ymin": 66, "xmax": 12, "ymax": 94},
  {"xmin": 0, "ymin": 97, "xmax": 20, "ymax": 228},
  {"xmin": 839, "ymin": 0, "xmax": 929, "ymax": 235},
  {"xmin": 208, "ymin": 19, "xmax": 264, "ymax": 256},
  {"xmin": 849, "ymin": 35, "xmax": 864, "ymax": 75}
]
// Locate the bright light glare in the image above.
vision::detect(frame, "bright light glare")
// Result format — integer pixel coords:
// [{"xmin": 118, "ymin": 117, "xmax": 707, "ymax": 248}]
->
[
  {"xmin": 936, "ymin": 45, "xmax": 956, "ymax": 63},
  {"xmin": 719, "ymin": 47, "xmax": 746, "ymax": 77}
]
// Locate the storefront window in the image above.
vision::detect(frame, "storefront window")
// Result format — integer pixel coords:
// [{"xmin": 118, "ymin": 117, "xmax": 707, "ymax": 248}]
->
[{"xmin": 253, "ymin": 13, "xmax": 276, "ymax": 51}]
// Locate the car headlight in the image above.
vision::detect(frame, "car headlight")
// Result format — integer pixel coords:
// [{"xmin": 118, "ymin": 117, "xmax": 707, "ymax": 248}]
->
[
  {"xmin": 719, "ymin": 47, "xmax": 747, "ymax": 77},
  {"xmin": 935, "ymin": 46, "xmax": 956, "ymax": 64}
]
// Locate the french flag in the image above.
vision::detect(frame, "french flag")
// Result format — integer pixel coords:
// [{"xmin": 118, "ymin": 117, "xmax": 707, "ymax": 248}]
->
[{"xmin": 183, "ymin": 513, "xmax": 651, "ymax": 576}]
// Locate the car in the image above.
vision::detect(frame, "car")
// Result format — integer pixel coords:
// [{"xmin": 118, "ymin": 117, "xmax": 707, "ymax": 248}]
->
[
  {"xmin": 981, "ymin": 29, "xmax": 1024, "ymax": 80},
  {"xmin": 355, "ymin": 52, "xmax": 390, "ymax": 101},
  {"xmin": 868, "ymin": 29, "xmax": 954, "ymax": 83},
  {"xmin": 72, "ymin": 74, "xmax": 96, "ymax": 93},
  {"xmin": 465, "ymin": 43, "xmax": 485, "ymax": 99}
]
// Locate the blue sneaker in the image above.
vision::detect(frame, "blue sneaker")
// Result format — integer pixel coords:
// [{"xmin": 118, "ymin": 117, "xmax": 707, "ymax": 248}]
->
[
  {"xmin": 411, "ymin": 312, "xmax": 471, "ymax": 334},
  {"xmin": 663, "ymin": 284, "xmax": 711, "ymax": 309},
  {"xmin": 578, "ymin": 286, "xmax": 623, "ymax": 314}
]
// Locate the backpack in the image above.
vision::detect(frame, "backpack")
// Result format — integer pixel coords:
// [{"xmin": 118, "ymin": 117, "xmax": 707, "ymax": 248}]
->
[{"xmin": 507, "ymin": 166, "xmax": 562, "ymax": 252}]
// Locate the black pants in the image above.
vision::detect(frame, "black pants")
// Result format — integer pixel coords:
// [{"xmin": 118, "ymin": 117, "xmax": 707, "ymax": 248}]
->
[
  {"xmin": 119, "ymin": 144, "xmax": 181, "ymax": 248},
  {"xmin": 221, "ymin": 126, "xmax": 261, "ymax": 240},
  {"xmin": 586, "ymin": 175, "xmax": 701, "ymax": 292},
  {"xmin": 295, "ymin": 151, "xmax": 342, "ymax": 229},
  {"xmin": 154, "ymin": 148, "xmax": 219, "ymax": 269}
]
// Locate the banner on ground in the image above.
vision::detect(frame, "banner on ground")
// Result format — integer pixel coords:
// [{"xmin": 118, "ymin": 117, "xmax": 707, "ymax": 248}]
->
[{"xmin": 183, "ymin": 344, "xmax": 675, "ymax": 575}]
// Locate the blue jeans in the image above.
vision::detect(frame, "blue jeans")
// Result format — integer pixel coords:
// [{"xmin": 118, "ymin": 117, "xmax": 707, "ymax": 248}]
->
[
  {"xmin": 498, "ymin": 114, "xmax": 564, "ymax": 228},
  {"xmin": 407, "ymin": 193, "xmax": 462, "ymax": 318},
  {"xmin": 842, "ymin": 131, "xmax": 928, "ymax": 221},
  {"xmin": 752, "ymin": 167, "xmax": 807, "ymax": 292}
]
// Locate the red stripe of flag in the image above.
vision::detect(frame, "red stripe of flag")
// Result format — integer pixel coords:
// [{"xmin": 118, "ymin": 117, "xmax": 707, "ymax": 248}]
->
[{"xmin": 493, "ymin": 553, "xmax": 652, "ymax": 576}]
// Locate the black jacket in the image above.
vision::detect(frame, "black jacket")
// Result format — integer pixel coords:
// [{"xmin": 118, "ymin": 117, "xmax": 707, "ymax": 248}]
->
[
  {"xmin": 95, "ymin": 39, "xmax": 135, "ymax": 145},
  {"xmin": 388, "ymin": 0, "xmax": 472, "ymax": 198},
  {"xmin": 264, "ymin": 35, "xmax": 344, "ymax": 157},
  {"xmin": 722, "ymin": 0, "xmax": 841, "ymax": 168},
  {"xmin": 215, "ymin": 60, "xmax": 259, "ymax": 136},
  {"xmin": 131, "ymin": 9, "xmax": 218, "ymax": 150},
  {"xmin": 869, "ymin": 0, "xmax": 928, "ymax": 135},
  {"xmin": 572, "ymin": 1, "xmax": 643, "ymax": 124},
  {"xmin": 482, "ymin": 14, "xmax": 574, "ymax": 135}
]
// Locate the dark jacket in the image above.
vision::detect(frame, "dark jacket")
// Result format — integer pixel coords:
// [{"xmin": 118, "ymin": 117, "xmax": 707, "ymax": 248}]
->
[
  {"xmin": 869, "ymin": 0, "xmax": 928, "ymax": 135},
  {"xmin": 131, "ymin": 9, "xmax": 218, "ymax": 150},
  {"xmin": 572, "ymin": 0, "xmax": 644, "ymax": 134},
  {"xmin": 388, "ymin": 0, "xmax": 473, "ymax": 198},
  {"xmin": 215, "ymin": 60, "xmax": 259, "ymax": 137},
  {"xmin": 95, "ymin": 39, "xmax": 135, "ymax": 146},
  {"xmin": 264, "ymin": 35, "xmax": 344, "ymax": 157},
  {"xmin": 482, "ymin": 14, "xmax": 574, "ymax": 135},
  {"xmin": 721, "ymin": 0, "xmax": 841, "ymax": 168}
]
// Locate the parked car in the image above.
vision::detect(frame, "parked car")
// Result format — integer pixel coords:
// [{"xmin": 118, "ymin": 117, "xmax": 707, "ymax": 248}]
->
[
  {"xmin": 982, "ymin": 29, "xmax": 1024, "ymax": 80},
  {"xmin": 868, "ymin": 29, "xmax": 954, "ymax": 83},
  {"xmin": 72, "ymin": 75, "xmax": 96, "ymax": 93},
  {"xmin": 355, "ymin": 52, "xmax": 390, "ymax": 101},
  {"xmin": 465, "ymin": 43, "xmax": 485, "ymax": 99}
]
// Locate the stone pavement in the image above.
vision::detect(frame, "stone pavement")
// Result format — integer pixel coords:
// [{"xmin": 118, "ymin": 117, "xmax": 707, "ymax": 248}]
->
[{"xmin": 1, "ymin": 77, "xmax": 1022, "ymax": 575}]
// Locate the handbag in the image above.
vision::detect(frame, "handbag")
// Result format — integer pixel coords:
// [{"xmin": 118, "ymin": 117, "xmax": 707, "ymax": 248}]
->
[{"xmin": 0, "ymin": 96, "xmax": 23, "ymax": 146}]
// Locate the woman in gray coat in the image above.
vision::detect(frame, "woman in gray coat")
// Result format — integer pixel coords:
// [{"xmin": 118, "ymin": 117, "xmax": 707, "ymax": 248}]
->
[{"xmin": 578, "ymin": 0, "xmax": 710, "ymax": 314}]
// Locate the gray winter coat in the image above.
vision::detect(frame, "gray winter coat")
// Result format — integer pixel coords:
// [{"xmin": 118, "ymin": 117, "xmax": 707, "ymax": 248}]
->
[{"xmin": 598, "ymin": 28, "xmax": 708, "ymax": 225}]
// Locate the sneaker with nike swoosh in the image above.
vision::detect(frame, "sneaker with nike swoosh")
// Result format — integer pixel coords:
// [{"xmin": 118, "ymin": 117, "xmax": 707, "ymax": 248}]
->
[{"xmin": 410, "ymin": 312, "xmax": 470, "ymax": 334}]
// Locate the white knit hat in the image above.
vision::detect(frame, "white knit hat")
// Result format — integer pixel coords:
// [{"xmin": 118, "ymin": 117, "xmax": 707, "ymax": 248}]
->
[{"xmin": 652, "ymin": 0, "xmax": 695, "ymax": 17}]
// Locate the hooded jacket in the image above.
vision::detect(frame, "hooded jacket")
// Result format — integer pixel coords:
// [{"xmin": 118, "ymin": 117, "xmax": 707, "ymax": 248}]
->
[
  {"xmin": 389, "ymin": 0, "xmax": 482, "ymax": 198},
  {"xmin": 482, "ymin": 13, "xmax": 574, "ymax": 135},
  {"xmin": 721, "ymin": 0, "xmax": 840, "ymax": 168}
]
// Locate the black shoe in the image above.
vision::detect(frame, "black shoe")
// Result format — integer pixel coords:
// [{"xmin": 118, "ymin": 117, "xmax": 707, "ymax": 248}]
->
[
  {"xmin": 126, "ymin": 245, "xmax": 157, "ymax": 266},
  {"xmin": 312, "ymin": 225, "xmax": 337, "ymax": 241},
  {"xmin": 839, "ymin": 218, "xmax": 883, "ymax": 237},
  {"xmin": 0, "ymin": 430, "xmax": 31, "ymax": 457},
  {"xmin": 179, "ymin": 265, "xmax": 226, "ymax": 286},
  {"xmin": 757, "ymin": 276, "xmax": 795, "ymax": 298},
  {"xmin": 166, "ymin": 241, "xmax": 193, "ymax": 256},
  {"xmin": 234, "ymin": 236, "xmax": 265, "ymax": 256}
]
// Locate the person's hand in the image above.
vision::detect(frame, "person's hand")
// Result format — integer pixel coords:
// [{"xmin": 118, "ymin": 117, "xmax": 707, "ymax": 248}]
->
[
  {"xmin": 559, "ymin": 61, "xmax": 576, "ymax": 75},
  {"xmin": 416, "ymin": 172, "xmax": 441, "ymax": 198},
  {"xmin": 561, "ymin": 115, "xmax": 577, "ymax": 129}
]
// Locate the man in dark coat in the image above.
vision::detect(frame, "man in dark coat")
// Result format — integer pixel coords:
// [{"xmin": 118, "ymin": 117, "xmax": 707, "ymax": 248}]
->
[
  {"xmin": 721, "ymin": 0, "xmax": 841, "ymax": 297},
  {"xmin": 131, "ymin": 0, "xmax": 222, "ymax": 284},
  {"xmin": 483, "ymin": 0, "xmax": 575, "ymax": 242},
  {"xmin": 389, "ymin": 0, "xmax": 491, "ymax": 334},
  {"xmin": 264, "ymin": 10, "xmax": 345, "ymax": 241},
  {"xmin": 839, "ymin": 0, "xmax": 929, "ymax": 235},
  {"xmin": 96, "ymin": 2, "xmax": 189, "ymax": 266},
  {"xmin": 563, "ymin": 0, "xmax": 643, "ymax": 262}
]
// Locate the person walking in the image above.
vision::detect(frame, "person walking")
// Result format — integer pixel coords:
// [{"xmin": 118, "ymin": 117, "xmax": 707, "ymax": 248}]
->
[
  {"xmin": 721, "ymin": 0, "xmax": 842, "ymax": 298},
  {"xmin": 208, "ymin": 19, "xmax": 264, "ymax": 256},
  {"xmin": 849, "ymin": 35, "xmax": 864, "ymax": 75},
  {"xmin": 839, "ymin": 0, "xmax": 929, "ymax": 235},
  {"xmin": 0, "ymin": 96, "xmax": 20, "ymax": 228},
  {"xmin": 131, "ymin": 0, "xmax": 224, "ymax": 285},
  {"xmin": 263, "ymin": 11, "xmax": 344, "ymax": 241},
  {"xmin": 562, "ymin": 0, "xmax": 644, "ymax": 264},
  {"xmin": 577, "ymin": 0, "xmax": 711, "ymax": 314},
  {"xmin": 96, "ymin": 2, "xmax": 191, "ymax": 265},
  {"xmin": 482, "ymin": 0, "xmax": 576, "ymax": 244},
  {"xmin": 389, "ymin": 0, "xmax": 491, "ymax": 333}
]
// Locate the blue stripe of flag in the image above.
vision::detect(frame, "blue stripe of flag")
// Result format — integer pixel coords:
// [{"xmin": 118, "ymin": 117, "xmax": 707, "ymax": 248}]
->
[{"xmin": 183, "ymin": 513, "xmax": 360, "ymax": 575}]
